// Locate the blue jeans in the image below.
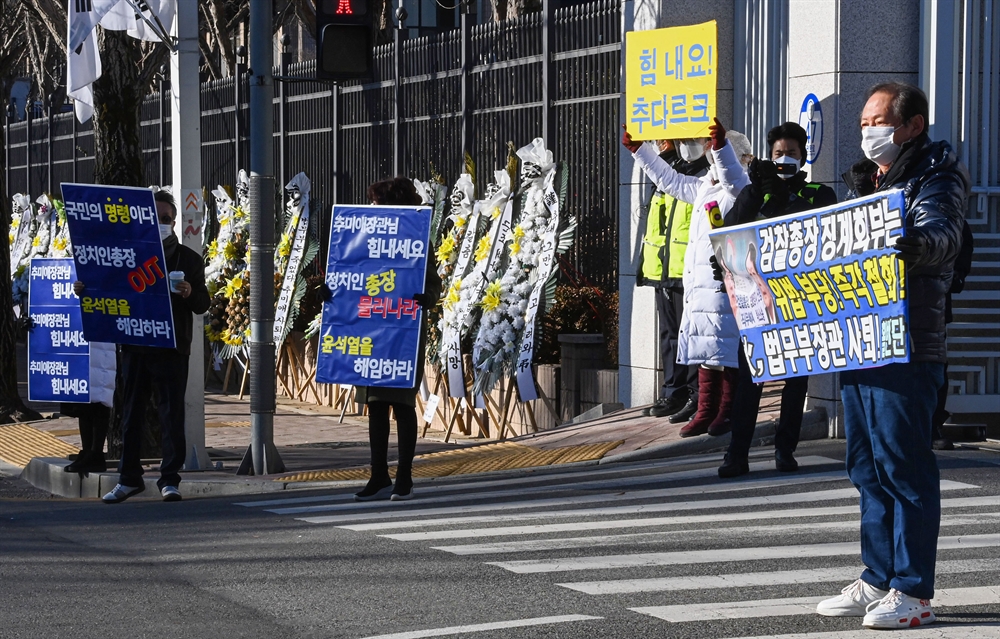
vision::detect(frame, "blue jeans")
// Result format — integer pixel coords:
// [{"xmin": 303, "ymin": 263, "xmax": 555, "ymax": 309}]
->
[{"xmin": 841, "ymin": 362, "xmax": 944, "ymax": 599}]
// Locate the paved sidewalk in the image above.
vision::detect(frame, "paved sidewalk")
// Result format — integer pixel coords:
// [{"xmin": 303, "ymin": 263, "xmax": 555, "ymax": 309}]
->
[{"xmin": 8, "ymin": 341, "xmax": 829, "ymax": 497}]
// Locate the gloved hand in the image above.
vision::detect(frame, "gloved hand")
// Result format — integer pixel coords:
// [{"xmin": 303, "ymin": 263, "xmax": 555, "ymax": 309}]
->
[
  {"xmin": 848, "ymin": 159, "xmax": 879, "ymax": 196},
  {"xmin": 708, "ymin": 117, "xmax": 727, "ymax": 151},
  {"xmin": 709, "ymin": 255, "xmax": 725, "ymax": 283},
  {"xmin": 893, "ymin": 232, "xmax": 927, "ymax": 261},
  {"xmin": 620, "ymin": 124, "xmax": 641, "ymax": 153},
  {"xmin": 316, "ymin": 281, "xmax": 333, "ymax": 301},
  {"xmin": 15, "ymin": 315, "xmax": 34, "ymax": 334},
  {"xmin": 749, "ymin": 159, "xmax": 789, "ymax": 208},
  {"xmin": 413, "ymin": 293, "xmax": 436, "ymax": 308}
]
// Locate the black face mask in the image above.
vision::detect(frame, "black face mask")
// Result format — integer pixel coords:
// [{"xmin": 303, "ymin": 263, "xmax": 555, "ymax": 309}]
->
[{"xmin": 162, "ymin": 233, "xmax": 178, "ymax": 257}]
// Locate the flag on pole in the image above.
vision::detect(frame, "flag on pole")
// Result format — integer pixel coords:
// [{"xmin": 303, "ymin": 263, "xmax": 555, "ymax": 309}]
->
[
  {"xmin": 128, "ymin": 0, "xmax": 176, "ymax": 43},
  {"xmin": 100, "ymin": 0, "xmax": 176, "ymax": 43},
  {"xmin": 67, "ymin": 2, "xmax": 104, "ymax": 123},
  {"xmin": 68, "ymin": 0, "xmax": 123, "ymax": 53}
]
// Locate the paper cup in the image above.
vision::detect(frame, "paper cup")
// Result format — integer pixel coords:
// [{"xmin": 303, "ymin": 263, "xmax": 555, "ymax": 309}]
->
[{"xmin": 168, "ymin": 271, "xmax": 185, "ymax": 293}]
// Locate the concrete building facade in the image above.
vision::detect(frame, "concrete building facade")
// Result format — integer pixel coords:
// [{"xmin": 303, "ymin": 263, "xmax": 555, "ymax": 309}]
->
[{"xmin": 618, "ymin": 0, "xmax": 1000, "ymax": 432}]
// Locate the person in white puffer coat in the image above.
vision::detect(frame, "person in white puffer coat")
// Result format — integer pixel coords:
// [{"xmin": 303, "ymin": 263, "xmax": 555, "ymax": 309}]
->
[{"xmin": 624, "ymin": 118, "xmax": 752, "ymax": 438}]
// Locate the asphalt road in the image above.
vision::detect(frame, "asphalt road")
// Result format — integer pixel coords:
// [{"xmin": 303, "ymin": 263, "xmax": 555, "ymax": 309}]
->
[{"xmin": 2, "ymin": 439, "xmax": 999, "ymax": 639}]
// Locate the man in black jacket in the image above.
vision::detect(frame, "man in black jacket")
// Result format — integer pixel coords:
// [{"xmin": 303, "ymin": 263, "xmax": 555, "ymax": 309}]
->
[
  {"xmin": 716, "ymin": 122, "xmax": 837, "ymax": 478},
  {"xmin": 815, "ymin": 83, "xmax": 968, "ymax": 629},
  {"xmin": 92, "ymin": 190, "xmax": 211, "ymax": 503}
]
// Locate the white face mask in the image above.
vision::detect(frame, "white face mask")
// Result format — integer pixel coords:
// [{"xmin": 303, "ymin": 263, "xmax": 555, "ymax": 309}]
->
[
  {"xmin": 159, "ymin": 223, "xmax": 174, "ymax": 240},
  {"xmin": 678, "ymin": 140, "xmax": 706, "ymax": 162},
  {"xmin": 861, "ymin": 125, "xmax": 901, "ymax": 166},
  {"xmin": 773, "ymin": 155, "xmax": 801, "ymax": 179}
]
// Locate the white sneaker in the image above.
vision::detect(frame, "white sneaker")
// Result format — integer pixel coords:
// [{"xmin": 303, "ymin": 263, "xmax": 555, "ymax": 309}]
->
[
  {"xmin": 863, "ymin": 588, "xmax": 936, "ymax": 629},
  {"xmin": 816, "ymin": 578, "xmax": 889, "ymax": 617},
  {"xmin": 102, "ymin": 483, "xmax": 145, "ymax": 504},
  {"xmin": 161, "ymin": 486, "xmax": 182, "ymax": 502}
]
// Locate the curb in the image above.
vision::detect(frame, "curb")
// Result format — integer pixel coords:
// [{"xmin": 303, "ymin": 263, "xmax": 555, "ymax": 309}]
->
[
  {"xmin": 599, "ymin": 408, "xmax": 828, "ymax": 465},
  {"xmin": 22, "ymin": 458, "xmax": 291, "ymax": 500},
  {"xmin": 19, "ymin": 409, "xmax": 831, "ymax": 499}
]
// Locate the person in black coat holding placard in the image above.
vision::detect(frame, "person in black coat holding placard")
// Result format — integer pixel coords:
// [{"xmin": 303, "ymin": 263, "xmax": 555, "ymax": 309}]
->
[{"xmin": 352, "ymin": 177, "xmax": 442, "ymax": 502}]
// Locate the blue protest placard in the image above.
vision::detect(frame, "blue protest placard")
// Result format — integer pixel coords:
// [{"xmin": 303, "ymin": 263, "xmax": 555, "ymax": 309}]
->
[
  {"xmin": 316, "ymin": 205, "xmax": 431, "ymax": 388},
  {"xmin": 60, "ymin": 183, "xmax": 175, "ymax": 349},
  {"xmin": 27, "ymin": 258, "xmax": 91, "ymax": 402},
  {"xmin": 709, "ymin": 189, "xmax": 908, "ymax": 382}
]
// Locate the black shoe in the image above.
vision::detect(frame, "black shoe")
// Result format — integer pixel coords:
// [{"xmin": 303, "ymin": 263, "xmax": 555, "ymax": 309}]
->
[
  {"xmin": 718, "ymin": 454, "xmax": 749, "ymax": 478},
  {"xmin": 932, "ymin": 438, "xmax": 954, "ymax": 451},
  {"xmin": 649, "ymin": 395, "xmax": 687, "ymax": 418},
  {"xmin": 390, "ymin": 475, "xmax": 414, "ymax": 502},
  {"xmin": 66, "ymin": 451, "xmax": 107, "ymax": 474},
  {"xmin": 64, "ymin": 450, "xmax": 92, "ymax": 473},
  {"xmin": 667, "ymin": 397, "xmax": 698, "ymax": 423},
  {"xmin": 354, "ymin": 476, "xmax": 393, "ymax": 501},
  {"xmin": 775, "ymin": 450, "xmax": 799, "ymax": 472}
]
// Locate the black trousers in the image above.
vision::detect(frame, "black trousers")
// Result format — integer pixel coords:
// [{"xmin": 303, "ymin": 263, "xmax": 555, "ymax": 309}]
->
[
  {"xmin": 61, "ymin": 402, "xmax": 110, "ymax": 454},
  {"xmin": 655, "ymin": 286, "xmax": 698, "ymax": 399},
  {"xmin": 367, "ymin": 401, "xmax": 418, "ymax": 482},
  {"xmin": 727, "ymin": 346, "xmax": 809, "ymax": 459},
  {"xmin": 118, "ymin": 349, "xmax": 189, "ymax": 489}
]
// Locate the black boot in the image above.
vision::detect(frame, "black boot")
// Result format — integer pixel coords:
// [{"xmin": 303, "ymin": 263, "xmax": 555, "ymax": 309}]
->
[
  {"xmin": 718, "ymin": 453, "xmax": 749, "ymax": 478},
  {"xmin": 65, "ymin": 450, "xmax": 93, "ymax": 473},
  {"xmin": 775, "ymin": 449, "xmax": 799, "ymax": 472},
  {"xmin": 391, "ymin": 403, "xmax": 418, "ymax": 501},
  {"xmin": 356, "ymin": 402, "xmax": 393, "ymax": 502}
]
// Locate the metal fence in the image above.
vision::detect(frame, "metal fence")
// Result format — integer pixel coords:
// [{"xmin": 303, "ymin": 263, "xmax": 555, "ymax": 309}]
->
[{"xmin": 4, "ymin": 0, "xmax": 622, "ymax": 291}]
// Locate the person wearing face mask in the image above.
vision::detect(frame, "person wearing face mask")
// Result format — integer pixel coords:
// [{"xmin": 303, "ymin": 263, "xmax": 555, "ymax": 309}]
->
[
  {"xmin": 814, "ymin": 82, "xmax": 969, "ymax": 630},
  {"xmin": 713, "ymin": 122, "xmax": 837, "ymax": 479},
  {"xmin": 629, "ymin": 137, "xmax": 709, "ymax": 421},
  {"xmin": 623, "ymin": 119, "xmax": 752, "ymax": 439},
  {"xmin": 75, "ymin": 189, "xmax": 211, "ymax": 504}
]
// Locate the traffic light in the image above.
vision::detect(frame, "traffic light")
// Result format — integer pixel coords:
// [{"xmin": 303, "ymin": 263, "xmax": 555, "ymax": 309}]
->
[{"xmin": 316, "ymin": 0, "xmax": 373, "ymax": 81}]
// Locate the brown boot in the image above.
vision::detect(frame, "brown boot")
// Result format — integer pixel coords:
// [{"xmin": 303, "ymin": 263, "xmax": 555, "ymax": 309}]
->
[
  {"xmin": 679, "ymin": 368, "xmax": 720, "ymax": 437},
  {"xmin": 708, "ymin": 367, "xmax": 739, "ymax": 436}
]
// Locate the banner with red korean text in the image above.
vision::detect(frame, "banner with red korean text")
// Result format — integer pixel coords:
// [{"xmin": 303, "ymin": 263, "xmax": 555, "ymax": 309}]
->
[
  {"xmin": 624, "ymin": 20, "xmax": 717, "ymax": 141},
  {"xmin": 316, "ymin": 205, "xmax": 431, "ymax": 388},
  {"xmin": 60, "ymin": 183, "xmax": 176, "ymax": 349},
  {"xmin": 708, "ymin": 189, "xmax": 909, "ymax": 382}
]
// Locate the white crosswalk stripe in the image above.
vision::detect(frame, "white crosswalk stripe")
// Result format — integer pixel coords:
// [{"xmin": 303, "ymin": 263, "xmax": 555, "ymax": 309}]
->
[
  {"xmin": 630, "ymin": 586, "xmax": 1000, "ymax": 623},
  {"xmin": 233, "ymin": 453, "xmax": 1000, "ymax": 636}
]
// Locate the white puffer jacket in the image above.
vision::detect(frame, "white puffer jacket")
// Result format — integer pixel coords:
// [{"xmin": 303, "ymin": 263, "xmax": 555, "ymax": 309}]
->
[
  {"xmin": 632, "ymin": 141, "xmax": 749, "ymax": 367},
  {"xmin": 88, "ymin": 342, "xmax": 116, "ymax": 407}
]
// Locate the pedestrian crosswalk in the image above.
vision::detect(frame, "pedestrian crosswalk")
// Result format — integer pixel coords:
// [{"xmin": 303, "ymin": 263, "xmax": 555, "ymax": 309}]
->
[{"xmin": 235, "ymin": 451, "xmax": 1000, "ymax": 638}]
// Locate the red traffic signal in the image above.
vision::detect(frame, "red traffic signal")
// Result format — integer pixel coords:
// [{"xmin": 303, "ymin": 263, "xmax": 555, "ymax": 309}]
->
[{"xmin": 316, "ymin": 0, "xmax": 372, "ymax": 81}]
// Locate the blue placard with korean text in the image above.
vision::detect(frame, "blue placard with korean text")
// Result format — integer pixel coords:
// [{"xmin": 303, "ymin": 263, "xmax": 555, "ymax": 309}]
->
[
  {"xmin": 708, "ymin": 189, "xmax": 909, "ymax": 382},
  {"xmin": 316, "ymin": 205, "xmax": 431, "ymax": 388},
  {"xmin": 27, "ymin": 258, "xmax": 91, "ymax": 402},
  {"xmin": 60, "ymin": 183, "xmax": 175, "ymax": 349}
]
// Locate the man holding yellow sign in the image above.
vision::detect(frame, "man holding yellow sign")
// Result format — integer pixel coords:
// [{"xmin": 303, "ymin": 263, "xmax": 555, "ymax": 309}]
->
[{"xmin": 625, "ymin": 21, "xmax": 718, "ymax": 141}]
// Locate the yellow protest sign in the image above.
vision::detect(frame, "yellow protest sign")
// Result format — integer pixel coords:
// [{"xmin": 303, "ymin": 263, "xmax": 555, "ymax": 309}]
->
[{"xmin": 625, "ymin": 20, "xmax": 718, "ymax": 141}]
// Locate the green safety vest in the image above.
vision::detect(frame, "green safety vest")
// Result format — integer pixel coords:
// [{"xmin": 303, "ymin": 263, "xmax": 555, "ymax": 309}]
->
[
  {"xmin": 640, "ymin": 191, "xmax": 692, "ymax": 285},
  {"xmin": 762, "ymin": 181, "xmax": 826, "ymax": 210}
]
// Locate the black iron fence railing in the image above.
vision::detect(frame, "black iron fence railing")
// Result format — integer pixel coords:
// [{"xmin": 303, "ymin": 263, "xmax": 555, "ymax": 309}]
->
[{"xmin": 4, "ymin": 0, "xmax": 622, "ymax": 290}]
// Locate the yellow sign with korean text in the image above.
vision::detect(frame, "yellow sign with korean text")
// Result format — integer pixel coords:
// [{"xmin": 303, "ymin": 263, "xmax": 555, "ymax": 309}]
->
[{"xmin": 625, "ymin": 20, "xmax": 718, "ymax": 141}]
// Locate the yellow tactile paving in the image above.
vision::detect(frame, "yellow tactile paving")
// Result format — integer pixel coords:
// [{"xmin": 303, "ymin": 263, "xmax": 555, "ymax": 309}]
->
[
  {"xmin": 206, "ymin": 421, "xmax": 251, "ymax": 428},
  {"xmin": 0, "ymin": 424, "xmax": 80, "ymax": 468},
  {"xmin": 275, "ymin": 440, "xmax": 624, "ymax": 483}
]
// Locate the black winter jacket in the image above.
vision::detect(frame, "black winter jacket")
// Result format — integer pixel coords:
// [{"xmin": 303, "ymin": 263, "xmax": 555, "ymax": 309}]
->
[
  {"xmin": 843, "ymin": 134, "xmax": 970, "ymax": 363},
  {"xmin": 726, "ymin": 171, "xmax": 838, "ymax": 227}
]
